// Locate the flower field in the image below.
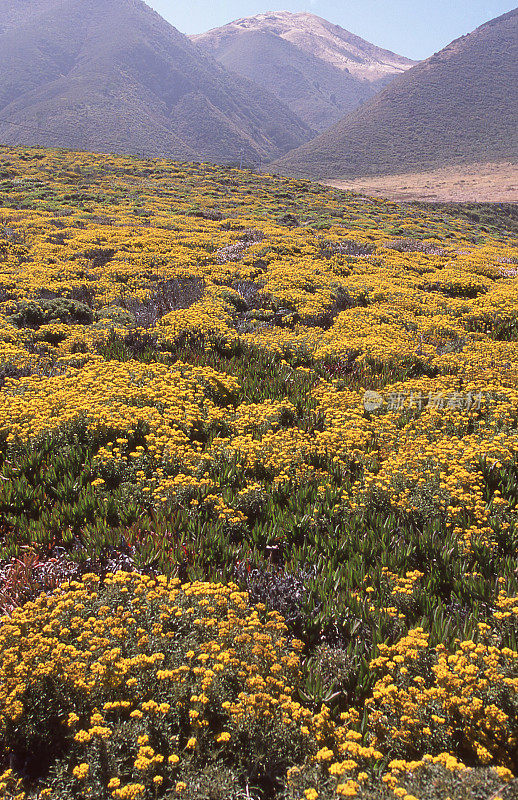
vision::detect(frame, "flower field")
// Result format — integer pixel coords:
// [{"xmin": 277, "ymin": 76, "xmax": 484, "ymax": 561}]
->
[{"xmin": 0, "ymin": 146, "xmax": 517, "ymax": 799}]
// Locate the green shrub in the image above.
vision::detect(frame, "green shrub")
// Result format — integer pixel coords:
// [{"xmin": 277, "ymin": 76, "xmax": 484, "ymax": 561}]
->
[{"xmin": 10, "ymin": 299, "xmax": 93, "ymax": 328}]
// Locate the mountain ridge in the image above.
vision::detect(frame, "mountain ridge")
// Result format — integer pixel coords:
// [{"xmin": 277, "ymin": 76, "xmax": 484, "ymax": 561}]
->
[{"xmin": 192, "ymin": 11, "xmax": 416, "ymax": 132}]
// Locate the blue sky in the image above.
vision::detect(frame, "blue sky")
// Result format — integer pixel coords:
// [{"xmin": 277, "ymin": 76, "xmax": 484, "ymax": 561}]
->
[{"xmin": 148, "ymin": 0, "xmax": 517, "ymax": 60}]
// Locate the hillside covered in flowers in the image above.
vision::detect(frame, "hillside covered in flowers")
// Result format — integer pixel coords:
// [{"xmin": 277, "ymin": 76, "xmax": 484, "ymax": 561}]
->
[{"xmin": 0, "ymin": 147, "xmax": 517, "ymax": 800}]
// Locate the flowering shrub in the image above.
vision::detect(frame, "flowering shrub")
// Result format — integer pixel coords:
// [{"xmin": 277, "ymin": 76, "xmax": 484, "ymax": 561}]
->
[
  {"xmin": 1, "ymin": 575, "xmax": 518, "ymax": 799},
  {"xmin": 0, "ymin": 572, "xmax": 335, "ymax": 799},
  {"xmin": 366, "ymin": 628, "xmax": 518, "ymax": 768},
  {"xmin": 285, "ymin": 757, "xmax": 516, "ymax": 800}
]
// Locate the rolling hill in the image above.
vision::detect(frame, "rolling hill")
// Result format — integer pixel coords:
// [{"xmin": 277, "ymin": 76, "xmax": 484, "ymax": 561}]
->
[
  {"xmin": 192, "ymin": 11, "xmax": 416, "ymax": 132},
  {"xmin": 0, "ymin": 0, "xmax": 312, "ymax": 163},
  {"xmin": 273, "ymin": 8, "xmax": 518, "ymax": 178}
]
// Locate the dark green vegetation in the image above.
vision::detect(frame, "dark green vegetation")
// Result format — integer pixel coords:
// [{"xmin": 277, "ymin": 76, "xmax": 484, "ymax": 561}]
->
[
  {"xmin": 0, "ymin": 0, "xmax": 311, "ymax": 163},
  {"xmin": 192, "ymin": 12, "xmax": 415, "ymax": 133},
  {"xmin": 273, "ymin": 9, "xmax": 518, "ymax": 178},
  {"xmin": 415, "ymin": 201, "xmax": 518, "ymax": 237}
]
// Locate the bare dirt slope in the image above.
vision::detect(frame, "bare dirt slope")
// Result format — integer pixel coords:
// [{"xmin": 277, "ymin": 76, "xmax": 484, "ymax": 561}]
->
[{"xmin": 324, "ymin": 162, "xmax": 518, "ymax": 203}]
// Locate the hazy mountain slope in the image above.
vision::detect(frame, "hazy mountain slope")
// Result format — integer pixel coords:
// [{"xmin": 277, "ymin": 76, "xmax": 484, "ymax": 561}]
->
[
  {"xmin": 0, "ymin": 0, "xmax": 65, "ymax": 33},
  {"xmin": 0, "ymin": 0, "xmax": 312, "ymax": 162},
  {"xmin": 193, "ymin": 12, "xmax": 416, "ymax": 131},
  {"xmin": 273, "ymin": 9, "xmax": 518, "ymax": 178}
]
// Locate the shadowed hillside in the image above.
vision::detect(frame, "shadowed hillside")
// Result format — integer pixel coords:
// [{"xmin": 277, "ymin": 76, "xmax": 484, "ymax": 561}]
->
[
  {"xmin": 0, "ymin": 0, "xmax": 312, "ymax": 162},
  {"xmin": 193, "ymin": 11, "xmax": 416, "ymax": 132},
  {"xmin": 273, "ymin": 9, "xmax": 518, "ymax": 178}
]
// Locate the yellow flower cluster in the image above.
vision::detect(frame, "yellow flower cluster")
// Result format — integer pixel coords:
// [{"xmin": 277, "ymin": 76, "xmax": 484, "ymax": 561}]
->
[
  {"xmin": 0, "ymin": 572, "xmax": 326, "ymax": 800},
  {"xmin": 0, "ymin": 571, "xmax": 516, "ymax": 800},
  {"xmin": 1, "ymin": 148, "xmax": 518, "ymax": 800},
  {"xmin": 366, "ymin": 628, "xmax": 518, "ymax": 767}
]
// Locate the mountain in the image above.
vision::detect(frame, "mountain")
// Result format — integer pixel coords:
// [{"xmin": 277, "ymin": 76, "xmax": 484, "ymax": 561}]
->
[
  {"xmin": 273, "ymin": 9, "xmax": 518, "ymax": 178},
  {"xmin": 0, "ymin": 0, "xmax": 312, "ymax": 163},
  {"xmin": 192, "ymin": 12, "xmax": 416, "ymax": 132}
]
